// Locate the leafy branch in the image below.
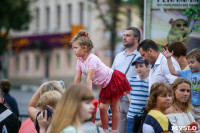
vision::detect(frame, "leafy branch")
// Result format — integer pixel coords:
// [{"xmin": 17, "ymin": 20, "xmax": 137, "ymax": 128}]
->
[{"xmin": 182, "ymin": 0, "xmax": 200, "ymax": 32}]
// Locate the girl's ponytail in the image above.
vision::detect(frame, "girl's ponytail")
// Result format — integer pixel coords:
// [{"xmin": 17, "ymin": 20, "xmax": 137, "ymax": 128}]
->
[{"xmin": 71, "ymin": 30, "xmax": 93, "ymax": 51}]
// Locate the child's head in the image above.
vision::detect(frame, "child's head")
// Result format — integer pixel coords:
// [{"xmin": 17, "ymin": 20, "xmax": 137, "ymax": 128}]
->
[
  {"xmin": 186, "ymin": 48, "xmax": 200, "ymax": 72},
  {"xmin": 132, "ymin": 56, "xmax": 149, "ymax": 77},
  {"xmin": 71, "ymin": 30, "xmax": 93, "ymax": 52},
  {"xmin": 37, "ymin": 90, "xmax": 62, "ymax": 110}
]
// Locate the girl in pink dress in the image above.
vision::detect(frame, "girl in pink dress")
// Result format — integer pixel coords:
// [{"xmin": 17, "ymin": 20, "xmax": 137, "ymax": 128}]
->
[{"xmin": 71, "ymin": 30, "xmax": 131, "ymax": 133}]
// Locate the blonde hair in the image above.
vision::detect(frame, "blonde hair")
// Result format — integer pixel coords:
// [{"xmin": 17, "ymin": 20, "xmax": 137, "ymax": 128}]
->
[
  {"xmin": 71, "ymin": 30, "xmax": 93, "ymax": 52},
  {"xmin": 171, "ymin": 77, "xmax": 191, "ymax": 112},
  {"xmin": 186, "ymin": 48, "xmax": 200, "ymax": 63},
  {"xmin": 146, "ymin": 82, "xmax": 172, "ymax": 111},
  {"xmin": 36, "ymin": 90, "xmax": 62, "ymax": 110},
  {"xmin": 49, "ymin": 84, "xmax": 94, "ymax": 133},
  {"xmin": 40, "ymin": 81, "xmax": 64, "ymax": 95}
]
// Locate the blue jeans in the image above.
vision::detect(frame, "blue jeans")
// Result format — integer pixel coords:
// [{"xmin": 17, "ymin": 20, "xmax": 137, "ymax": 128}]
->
[{"xmin": 127, "ymin": 117, "xmax": 135, "ymax": 133}]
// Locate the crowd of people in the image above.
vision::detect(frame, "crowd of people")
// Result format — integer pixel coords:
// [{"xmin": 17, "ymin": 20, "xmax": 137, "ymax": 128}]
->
[{"xmin": 0, "ymin": 27, "xmax": 199, "ymax": 133}]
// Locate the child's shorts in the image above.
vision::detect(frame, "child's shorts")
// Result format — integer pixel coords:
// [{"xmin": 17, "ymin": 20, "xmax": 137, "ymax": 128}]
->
[{"xmin": 99, "ymin": 70, "xmax": 131, "ymax": 103}]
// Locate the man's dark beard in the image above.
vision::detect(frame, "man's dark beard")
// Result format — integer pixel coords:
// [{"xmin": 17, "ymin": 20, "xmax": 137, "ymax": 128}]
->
[{"xmin": 124, "ymin": 43, "xmax": 134, "ymax": 48}]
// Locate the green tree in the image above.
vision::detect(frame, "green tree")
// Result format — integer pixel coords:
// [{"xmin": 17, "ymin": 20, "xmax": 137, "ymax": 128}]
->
[
  {"xmin": 89, "ymin": 0, "xmax": 143, "ymax": 63},
  {"xmin": 0, "ymin": 0, "xmax": 31, "ymax": 76},
  {"xmin": 0, "ymin": 0, "xmax": 32, "ymax": 55},
  {"xmin": 182, "ymin": 0, "xmax": 200, "ymax": 32}
]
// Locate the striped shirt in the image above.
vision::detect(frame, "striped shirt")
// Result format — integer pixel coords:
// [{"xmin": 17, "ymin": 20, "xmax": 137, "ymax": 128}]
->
[
  {"xmin": 143, "ymin": 110, "xmax": 173, "ymax": 133},
  {"xmin": 127, "ymin": 75, "xmax": 149, "ymax": 118},
  {"xmin": 107, "ymin": 107, "xmax": 112, "ymax": 131},
  {"xmin": 76, "ymin": 53, "xmax": 113, "ymax": 88}
]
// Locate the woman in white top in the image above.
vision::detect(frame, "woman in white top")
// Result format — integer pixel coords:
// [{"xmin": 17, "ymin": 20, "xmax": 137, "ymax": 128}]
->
[{"xmin": 165, "ymin": 77, "xmax": 198, "ymax": 133}]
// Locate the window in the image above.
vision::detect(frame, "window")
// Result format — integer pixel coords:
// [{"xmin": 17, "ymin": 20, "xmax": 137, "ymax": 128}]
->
[
  {"xmin": 57, "ymin": 5, "xmax": 61, "ymax": 28},
  {"xmin": 56, "ymin": 54, "xmax": 60, "ymax": 70},
  {"xmin": 25, "ymin": 55, "xmax": 29, "ymax": 72},
  {"xmin": 36, "ymin": 8, "xmax": 40, "ymax": 29},
  {"xmin": 46, "ymin": 7, "xmax": 50, "ymax": 29},
  {"xmin": 67, "ymin": 52, "xmax": 71, "ymax": 68},
  {"xmin": 35, "ymin": 55, "xmax": 40, "ymax": 71},
  {"xmin": 79, "ymin": 2, "xmax": 84, "ymax": 25},
  {"xmin": 127, "ymin": 9, "xmax": 131, "ymax": 27},
  {"xmin": 67, "ymin": 4, "xmax": 72, "ymax": 27}
]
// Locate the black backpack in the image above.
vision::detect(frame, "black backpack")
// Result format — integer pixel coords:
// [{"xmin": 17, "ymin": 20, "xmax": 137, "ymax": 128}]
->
[
  {"xmin": 133, "ymin": 107, "xmax": 148, "ymax": 133},
  {"xmin": 0, "ymin": 103, "xmax": 21, "ymax": 133}
]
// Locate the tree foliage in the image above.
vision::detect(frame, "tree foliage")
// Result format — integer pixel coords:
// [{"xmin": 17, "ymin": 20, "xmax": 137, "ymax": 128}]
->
[
  {"xmin": 0, "ymin": 0, "xmax": 32, "ymax": 55},
  {"xmin": 89, "ymin": 0, "xmax": 143, "ymax": 63},
  {"xmin": 182, "ymin": 0, "xmax": 200, "ymax": 32}
]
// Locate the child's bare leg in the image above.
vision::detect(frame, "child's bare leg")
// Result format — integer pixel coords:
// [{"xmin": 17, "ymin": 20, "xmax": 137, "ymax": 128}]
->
[
  {"xmin": 99, "ymin": 102, "xmax": 109, "ymax": 130},
  {"xmin": 110, "ymin": 99, "xmax": 120, "ymax": 130}
]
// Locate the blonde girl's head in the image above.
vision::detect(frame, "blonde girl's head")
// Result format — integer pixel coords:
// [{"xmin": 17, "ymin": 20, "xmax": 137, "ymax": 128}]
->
[
  {"xmin": 40, "ymin": 81, "xmax": 65, "ymax": 95},
  {"xmin": 71, "ymin": 30, "xmax": 93, "ymax": 52},
  {"xmin": 49, "ymin": 84, "xmax": 94, "ymax": 133},
  {"xmin": 36, "ymin": 90, "xmax": 62, "ymax": 110}
]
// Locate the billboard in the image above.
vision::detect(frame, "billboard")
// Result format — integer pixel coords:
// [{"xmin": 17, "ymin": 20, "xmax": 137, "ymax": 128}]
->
[
  {"xmin": 144, "ymin": 0, "xmax": 200, "ymax": 50},
  {"xmin": 12, "ymin": 32, "xmax": 71, "ymax": 51}
]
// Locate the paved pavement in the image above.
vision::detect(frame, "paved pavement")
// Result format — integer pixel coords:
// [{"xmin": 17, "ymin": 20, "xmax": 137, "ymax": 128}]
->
[
  {"xmin": 10, "ymin": 89, "xmax": 35, "ymax": 121},
  {"xmin": 10, "ymin": 88, "xmax": 100, "ymax": 122}
]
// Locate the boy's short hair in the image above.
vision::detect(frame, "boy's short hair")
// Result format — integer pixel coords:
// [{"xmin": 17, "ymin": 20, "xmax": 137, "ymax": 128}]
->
[
  {"xmin": 132, "ymin": 56, "xmax": 149, "ymax": 66},
  {"xmin": 186, "ymin": 48, "xmax": 200, "ymax": 63}
]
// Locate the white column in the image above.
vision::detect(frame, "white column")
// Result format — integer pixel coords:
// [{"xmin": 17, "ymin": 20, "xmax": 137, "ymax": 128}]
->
[
  {"xmin": 72, "ymin": 0, "xmax": 79, "ymax": 25},
  {"xmin": 50, "ymin": 0, "xmax": 56, "ymax": 32},
  {"xmin": 60, "ymin": 0, "xmax": 67, "ymax": 32},
  {"xmin": 39, "ymin": 1, "xmax": 45, "ymax": 33}
]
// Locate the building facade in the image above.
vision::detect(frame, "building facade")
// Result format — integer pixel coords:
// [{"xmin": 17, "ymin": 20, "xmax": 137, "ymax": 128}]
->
[{"xmin": 8, "ymin": 0, "xmax": 142, "ymax": 86}]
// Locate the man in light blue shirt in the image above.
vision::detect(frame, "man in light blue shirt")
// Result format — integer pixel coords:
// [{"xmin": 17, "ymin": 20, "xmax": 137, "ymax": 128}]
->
[{"xmin": 112, "ymin": 27, "xmax": 141, "ymax": 133}]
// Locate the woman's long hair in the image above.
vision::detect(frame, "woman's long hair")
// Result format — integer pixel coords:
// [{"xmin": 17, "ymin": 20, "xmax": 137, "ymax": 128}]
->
[
  {"xmin": 49, "ymin": 84, "xmax": 94, "ymax": 133},
  {"xmin": 171, "ymin": 77, "xmax": 191, "ymax": 112},
  {"xmin": 146, "ymin": 82, "xmax": 172, "ymax": 111}
]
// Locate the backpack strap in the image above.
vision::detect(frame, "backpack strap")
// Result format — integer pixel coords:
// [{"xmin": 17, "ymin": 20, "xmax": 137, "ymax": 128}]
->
[
  {"xmin": 0, "ymin": 109, "xmax": 12, "ymax": 122},
  {"xmin": 125, "ymin": 54, "xmax": 136, "ymax": 75},
  {"xmin": 2, "ymin": 125, "xmax": 8, "ymax": 133},
  {"xmin": 96, "ymin": 126, "xmax": 100, "ymax": 133}
]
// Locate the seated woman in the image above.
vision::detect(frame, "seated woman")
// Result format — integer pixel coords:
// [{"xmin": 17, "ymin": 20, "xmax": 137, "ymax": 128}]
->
[
  {"xmin": 35, "ymin": 90, "xmax": 62, "ymax": 132},
  {"xmin": 143, "ymin": 82, "xmax": 174, "ymax": 133},
  {"xmin": 165, "ymin": 77, "xmax": 199, "ymax": 132},
  {"xmin": 39, "ymin": 84, "xmax": 95, "ymax": 133},
  {"xmin": 28, "ymin": 81, "xmax": 64, "ymax": 132}
]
